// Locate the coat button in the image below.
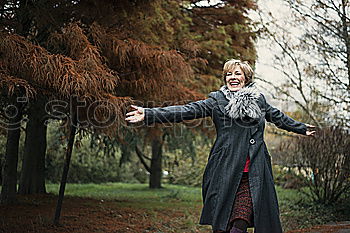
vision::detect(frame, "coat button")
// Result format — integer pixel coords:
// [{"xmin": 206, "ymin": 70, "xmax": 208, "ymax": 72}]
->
[{"xmin": 249, "ymin": 139, "xmax": 255, "ymax": 144}]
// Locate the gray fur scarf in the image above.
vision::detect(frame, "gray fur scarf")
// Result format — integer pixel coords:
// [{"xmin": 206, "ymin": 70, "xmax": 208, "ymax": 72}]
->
[{"xmin": 220, "ymin": 83, "xmax": 262, "ymax": 119}]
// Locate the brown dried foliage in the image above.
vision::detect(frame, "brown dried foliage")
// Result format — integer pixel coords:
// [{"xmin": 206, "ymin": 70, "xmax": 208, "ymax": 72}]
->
[
  {"xmin": 0, "ymin": 32, "xmax": 116, "ymax": 100},
  {"xmin": 48, "ymin": 24, "xmax": 118, "ymax": 90},
  {"xmin": 0, "ymin": 71, "xmax": 36, "ymax": 98},
  {"xmin": 89, "ymin": 24, "xmax": 195, "ymax": 101},
  {"xmin": 76, "ymin": 94, "xmax": 132, "ymax": 136},
  {"xmin": 0, "ymin": 29, "xmax": 131, "ymax": 134}
]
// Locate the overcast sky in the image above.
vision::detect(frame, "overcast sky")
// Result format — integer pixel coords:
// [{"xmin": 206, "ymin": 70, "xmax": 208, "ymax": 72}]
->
[
  {"xmin": 250, "ymin": 0, "xmax": 294, "ymax": 107},
  {"xmin": 197, "ymin": 0, "xmax": 300, "ymax": 108},
  {"xmin": 252, "ymin": 0, "xmax": 296, "ymax": 81}
]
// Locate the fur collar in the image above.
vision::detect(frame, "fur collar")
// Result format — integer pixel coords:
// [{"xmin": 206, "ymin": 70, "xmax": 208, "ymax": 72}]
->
[{"xmin": 220, "ymin": 83, "xmax": 262, "ymax": 119}]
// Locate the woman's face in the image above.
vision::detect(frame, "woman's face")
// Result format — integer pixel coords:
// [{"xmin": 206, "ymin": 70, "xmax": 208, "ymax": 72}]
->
[{"xmin": 225, "ymin": 66, "xmax": 246, "ymax": 91}]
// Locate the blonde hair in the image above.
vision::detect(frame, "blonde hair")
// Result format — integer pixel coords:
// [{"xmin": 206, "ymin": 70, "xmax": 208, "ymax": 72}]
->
[{"xmin": 222, "ymin": 59, "xmax": 254, "ymax": 86}]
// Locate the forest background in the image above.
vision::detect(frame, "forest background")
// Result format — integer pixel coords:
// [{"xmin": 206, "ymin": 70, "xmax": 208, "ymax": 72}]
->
[{"xmin": 0, "ymin": 0, "xmax": 349, "ymax": 232}]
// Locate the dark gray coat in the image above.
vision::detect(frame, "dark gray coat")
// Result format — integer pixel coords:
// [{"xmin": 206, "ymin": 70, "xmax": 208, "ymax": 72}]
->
[{"xmin": 144, "ymin": 90, "xmax": 307, "ymax": 233}]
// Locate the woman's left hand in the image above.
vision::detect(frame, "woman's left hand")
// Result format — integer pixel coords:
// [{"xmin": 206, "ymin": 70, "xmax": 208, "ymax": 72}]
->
[{"xmin": 305, "ymin": 123, "xmax": 316, "ymax": 136}]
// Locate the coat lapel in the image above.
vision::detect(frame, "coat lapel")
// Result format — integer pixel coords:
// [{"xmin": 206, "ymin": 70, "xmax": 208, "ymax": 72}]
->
[{"xmin": 215, "ymin": 92, "xmax": 229, "ymax": 115}]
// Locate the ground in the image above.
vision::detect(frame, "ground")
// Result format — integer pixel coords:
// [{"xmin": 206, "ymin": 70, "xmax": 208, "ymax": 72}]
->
[
  {"xmin": 1, "ymin": 194, "xmax": 350, "ymax": 233},
  {"xmin": 0, "ymin": 194, "xmax": 210, "ymax": 233},
  {"xmin": 287, "ymin": 222, "xmax": 350, "ymax": 233}
]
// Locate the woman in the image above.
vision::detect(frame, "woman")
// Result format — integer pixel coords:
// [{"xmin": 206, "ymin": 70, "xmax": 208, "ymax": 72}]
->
[{"xmin": 125, "ymin": 59, "xmax": 315, "ymax": 233}]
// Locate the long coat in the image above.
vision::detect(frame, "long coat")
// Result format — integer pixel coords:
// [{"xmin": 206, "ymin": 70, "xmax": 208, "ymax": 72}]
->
[{"xmin": 143, "ymin": 90, "xmax": 307, "ymax": 233}]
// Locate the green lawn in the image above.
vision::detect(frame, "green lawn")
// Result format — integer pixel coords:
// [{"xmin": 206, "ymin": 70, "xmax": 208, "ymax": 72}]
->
[
  {"xmin": 47, "ymin": 183, "xmax": 201, "ymax": 201},
  {"xmin": 45, "ymin": 183, "xmax": 210, "ymax": 232},
  {"xmin": 45, "ymin": 183, "xmax": 349, "ymax": 232},
  {"xmin": 276, "ymin": 186, "xmax": 350, "ymax": 231},
  {"xmin": 46, "ymin": 183, "xmax": 202, "ymax": 209}
]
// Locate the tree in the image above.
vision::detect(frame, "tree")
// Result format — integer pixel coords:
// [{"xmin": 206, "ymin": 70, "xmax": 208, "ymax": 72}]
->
[
  {"xmin": 255, "ymin": 0, "xmax": 350, "ymax": 204},
  {"xmin": 128, "ymin": 0, "xmax": 258, "ymax": 188},
  {"xmin": 0, "ymin": 0, "xmax": 202, "ymax": 198},
  {"xmin": 18, "ymin": 97, "xmax": 48, "ymax": 194},
  {"xmin": 0, "ymin": 0, "xmax": 258, "ymax": 196},
  {"xmin": 256, "ymin": 0, "xmax": 349, "ymax": 127},
  {"xmin": 1, "ymin": 101, "xmax": 23, "ymax": 204},
  {"xmin": 0, "ymin": 29, "xmax": 130, "ymax": 213},
  {"xmin": 0, "ymin": 74, "xmax": 36, "ymax": 203}
]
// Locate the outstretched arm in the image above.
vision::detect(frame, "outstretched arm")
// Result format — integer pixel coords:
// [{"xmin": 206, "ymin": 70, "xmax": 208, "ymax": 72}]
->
[
  {"xmin": 263, "ymin": 96, "xmax": 316, "ymax": 136},
  {"xmin": 125, "ymin": 97, "xmax": 216, "ymax": 125},
  {"xmin": 125, "ymin": 105, "xmax": 145, "ymax": 123}
]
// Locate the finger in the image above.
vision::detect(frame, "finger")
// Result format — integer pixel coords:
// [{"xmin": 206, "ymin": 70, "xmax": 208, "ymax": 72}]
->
[
  {"xmin": 126, "ymin": 110, "xmax": 138, "ymax": 116},
  {"xmin": 306, "ymin": 123, "xmax": 316, "ymax": 128},
  {"xmin": 125, "ymin": 116, "xmax": 135, "ymax": 121},
  {"xmin": 129, "ymin": 119, "xmax": 141, "ymax": 123},
  {"xmin": 130, "ymin": 105, "xmax": 140, "ymax": 110},
  {"xmin": 127, "ymin": 116, "xmax": 142, "ymax": 123},
  {"xmin": 137, "ymin": 107, "xmax": 144, "ymax": 114},
  {"xmin": 307, "ymin": 131, "xmax": 316, "ymax": 136}
]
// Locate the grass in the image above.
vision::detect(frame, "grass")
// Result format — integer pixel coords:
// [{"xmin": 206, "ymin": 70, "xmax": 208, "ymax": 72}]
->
[
  {"xmin": 276, "ymin": 186, "xmax": 350, "ymax": 231},
  {"xmin": 44, "ymin": 183, "xmax": 349, "ymax": 232},
  {"xmin": 46, "ymin": 183, "xmax": 202, "ymax": 201},
  {"xmin": 45, "ymin": 183, "xmax": 211, "ymax": 232},
  {"xmin": 46, "ymin": 183, "xmax": 202, "ymax": 209}
]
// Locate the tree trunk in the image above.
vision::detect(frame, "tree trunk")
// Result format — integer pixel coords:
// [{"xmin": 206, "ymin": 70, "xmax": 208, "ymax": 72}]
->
[
  {"xmin": 149, "ymin": 136, "xmax": 163, "ymax": 189},
  {"xmin": 0, "ymin": 153, "xmax": 3, "ymax": 186},
  {"xmin": 340, "ymin": 0, "xmax": 350, "ymax": 88},
  {"xmin": 18, "ymin": 98, "xmax": 47, "ymax": 194},
  {"xmin": 53, "ymin": 113, "xmax": 77, "ymax": 225},
  {"xmin": 119, "ymin": 143, "xmax": 131, "ymax": 167},
  {"xmin": 1, "ymin": 102, "xmax": 23, "ymax": 204}
]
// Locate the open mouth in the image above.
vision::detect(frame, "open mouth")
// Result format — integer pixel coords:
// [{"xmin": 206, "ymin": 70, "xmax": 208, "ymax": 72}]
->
[{"xmin": 228, "ymin": 79, "xmax": 240, "ymax": 87}]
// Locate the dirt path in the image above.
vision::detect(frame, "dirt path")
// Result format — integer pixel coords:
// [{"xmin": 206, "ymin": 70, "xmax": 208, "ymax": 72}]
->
[{"xmin": 286, "ymin": 222, "xmax": 350, "ymax": 233}]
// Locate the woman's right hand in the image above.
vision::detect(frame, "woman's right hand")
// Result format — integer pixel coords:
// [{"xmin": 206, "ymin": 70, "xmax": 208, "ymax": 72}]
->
[
  {"xmin": 125, "ymin": 105, "xmax": 145, "ymax": 123},
  {"xmin": 305, "ymin": 123, "xmax": 316, "ymax": 136}
]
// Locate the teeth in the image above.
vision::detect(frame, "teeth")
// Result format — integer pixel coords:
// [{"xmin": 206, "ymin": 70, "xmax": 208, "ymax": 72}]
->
[{"xmin": 229, "ymin": 80, "xmax": 239, "ymax": 86}]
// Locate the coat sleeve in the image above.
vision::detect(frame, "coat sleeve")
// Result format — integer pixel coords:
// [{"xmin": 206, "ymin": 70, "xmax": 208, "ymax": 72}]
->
[
  {"xmin": 262, "ymin": 94, "xmax": 307, "ymax": 135},
  {"xmin": 143, "ymin": 92, "xmax": 217, "ymax": 125}
]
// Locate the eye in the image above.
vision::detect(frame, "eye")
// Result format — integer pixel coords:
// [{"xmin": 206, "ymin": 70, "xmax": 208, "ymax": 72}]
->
[{"xmin": 226, "ymin": 72, "xmax": 232, "ymax": 76}]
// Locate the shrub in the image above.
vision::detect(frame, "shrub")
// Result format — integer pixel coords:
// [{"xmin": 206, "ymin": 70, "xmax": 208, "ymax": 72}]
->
[
  {"xmin": 284, "ymin": 126, "xmax": 350, "ymax": 204},
  {"xmin": 164, "ymin": 143, "xmax": 211, "ymax": 187},
  {"xmin": 272, "ymin": 165, "xmax": 307, "ymax": 189},
  {"xmin": 45, "ymin": 124, "xmax": 147, "ymax": 184}
]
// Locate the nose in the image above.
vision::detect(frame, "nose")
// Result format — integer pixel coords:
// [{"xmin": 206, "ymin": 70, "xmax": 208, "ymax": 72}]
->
[{"xmin": 227, "ymin": 76, "xmax": 237, "ymax": 80}]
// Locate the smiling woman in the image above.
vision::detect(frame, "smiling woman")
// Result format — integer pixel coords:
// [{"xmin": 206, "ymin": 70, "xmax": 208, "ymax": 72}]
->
[
  {"xmin": 125, "ymin": 59, "xmax": 316, "ymax": 233},
  {"xmin": 223, "ymin": 59, "xmax": 253, "ymax": 92}
]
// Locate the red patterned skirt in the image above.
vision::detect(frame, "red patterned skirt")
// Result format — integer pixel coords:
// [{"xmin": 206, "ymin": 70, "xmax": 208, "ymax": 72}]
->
[{"xmin": 229, "ymin": 172, "xmax": 254, "ymax": 227}]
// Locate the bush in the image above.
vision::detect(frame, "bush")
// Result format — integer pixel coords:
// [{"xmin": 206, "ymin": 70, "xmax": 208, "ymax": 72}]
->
[
  {"xmin": 282, "ymin": 126, "xmax": 350, "ymax": 204},
  {"xmin": 272, "ymin": 165, "xmax": 307, "ymax": 189},
  {"xmin": 163, "ymin": 143, "xmax": 211, "ymax": 187},
  {"xmin": 45, "ymin": 123, "xmax": 147, "ymax": 184}
]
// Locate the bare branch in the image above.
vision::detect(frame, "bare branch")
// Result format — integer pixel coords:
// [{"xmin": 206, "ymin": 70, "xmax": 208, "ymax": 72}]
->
[
  {"xmin": 256, "ymin": 76, "xmax": 321, "ymax": 126},
  {"xmin": 135, "ymin": 145, "xmax": 151, "ymax": 173}
]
